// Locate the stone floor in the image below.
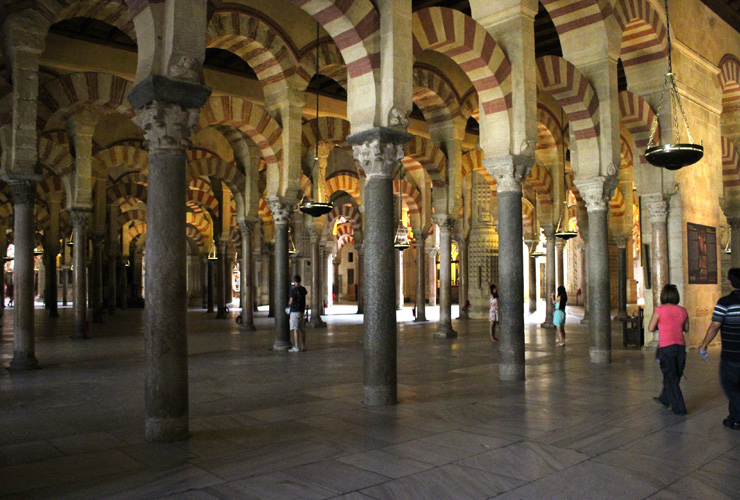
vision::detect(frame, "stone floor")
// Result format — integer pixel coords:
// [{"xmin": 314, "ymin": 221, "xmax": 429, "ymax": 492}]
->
[{"xmin": 1, "ymin": 301, "xmax": 739, "ymax": 499}]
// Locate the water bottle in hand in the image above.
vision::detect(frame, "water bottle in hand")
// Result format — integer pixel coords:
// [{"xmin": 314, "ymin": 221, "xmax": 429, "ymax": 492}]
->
[{"xmin": 700, "ymin": 349, "xmax": 709, "ymax": 362}]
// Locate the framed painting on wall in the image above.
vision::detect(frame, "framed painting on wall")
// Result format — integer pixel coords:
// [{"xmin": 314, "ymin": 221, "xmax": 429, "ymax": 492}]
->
[{"xmin": 687, "ymin": 222, "xmax": 717, "ymax": 284}]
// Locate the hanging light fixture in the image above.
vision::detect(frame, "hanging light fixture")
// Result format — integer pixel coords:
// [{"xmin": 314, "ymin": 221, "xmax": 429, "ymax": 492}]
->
[
  {"xmin": 207, "ymin": 242, "xmax": 217, "ymax": 261},
  {"xmin": 555, "ymin": 116, "xmax": 577, "ymax": 241},
  {"xmin": 725, "ymin": 230, "xmax": 732, "ymax": 254},
  {"xmin": 644, "ymin": 0, "xmax": 703, "ymax": 170},
  {"xmin": 393, "ymin": 194, "xmax": 410, "ymax": 251},
  {"xmin": 531, "ymin": 192, "xmax": 546, "ymax": 257},
  {"xmin": 300, "ymin": 20, "xmax": 333, "ymax": 218},
  {"xmin": 33, "ymin": 249, "xmax": 44, "ymax": 256},
  {"xmin": 288, "ymin": 227, "xmax": 298, "ymax": 256}
]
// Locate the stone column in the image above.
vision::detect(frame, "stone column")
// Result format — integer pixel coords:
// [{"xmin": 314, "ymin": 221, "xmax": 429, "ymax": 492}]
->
[
  {"xmin": 556, "ymin": 240, "xmax": 565, "ymax": 289},
  {"xmin": 268, "ymin": 200, "xmax": 292, "ymax": 350},
  {"xmin": 308, "ymin": 226, "xmax": 326, "ymax": 327},
  {"xmin": 266, "ymin": 243, "xmax": 275, "ymax": 317},
  {"xmin": 107, "ymin": 205, "xmax": 118, "ymax": 314},
  {"xmin": 0, "ymin": 222, "xmax": 7, "ymax": 317},
  {"xmin": 487, "ymin": 155, "xmax": 533, "ymax": 381},
  {"xmin": 528, "ymin": 242, "xmax": 537, "ymax": 314},
  {"xmin": 333, "ymin": 256, "xmax": 340, "ymax": 301},
  {"xmin": 356, "ymin": 243, "xmax": 365, "ymax": 314},
  {"xmin": 47, "ymin": 194, "xmax": 62, "ymax": 317},
  {"xmin": 579, "ymin": 230, "xmax": 590, "ymax": 324},
  {"xmin": 348, "ymin": 128, "xmax": 410, "ymax": 406},
  {"xmin": 576, "ymin": 178, "xmax": 614, "ymax": 364},
  {"xmin": 644, "ymin": 193, "xmax": 669, "ymax": 346},
  {"xmin": 91, "ymin": 233, "xmax": 104, "ymax": 323},
  {"xmin": 8, "ymin": 181, "xmax": 39, "ymax": 370},
  {"xmin": 396, "ymin": 249, "xmax": 404, "ymax": 310},
  {"xmin": 541, "ymin": 225, "xmax": 556, "ymax": 329},
  {"xmin": 238, "ymin": 221, "xmax": 256, "ymax": 330},
  {"xmin": 414, "ymin": 236, "xmax": 427, "ymax": 321},
  {"xmin": 206, "ymin": 256, "xmax": 214, "ymax": 313},
  {"xmin": 434, "ymin": 217, "xmax": 457, "ymax": 338},
  {"xmin": 120, "ymin": 255, "xmax": 128, "ymax": 310},
  {"xmin": 427, "ymin": 247, "xmax": 438, "ymax": 306},
  {"xmin": 321, "ymin": 245, "xmax": 330, "ymax": 313},
  {"xmin": 71, "ymin": 210, "xmax": 90, "ymax": 339},
  {"xmin": 615, "ymin": 235, "xmax": 629, "ymax": 320},
  {"xmin": 129, "ymin": 76, "xmax": 210, "ymax": 442},
  {"xmin": 457, "ymin": 238, "xmax": 468, "ymax": 319},
  {"xmin": 215, "ymin": 238, "xmax": 227, "ymax": 319},
  {"xmin": 730, "ymin": 217, "xmax": 740, "ymax": 269}
]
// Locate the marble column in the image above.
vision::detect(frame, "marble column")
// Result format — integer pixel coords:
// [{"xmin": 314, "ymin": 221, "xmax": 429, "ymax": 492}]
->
[
  {"xmin": 268, "ymin": 200, "xmax": 292, "ymax": 350},
  {"xmin": 266, "ymin": 243, "xmax": 275, "ymax": 317},
  {"xmin": 91, "ymin": 234, "xmax": 104, "ymax": 323},
  {"xmin": 215, "ymin": 238, "xmax": 227, "ymax": 319},
  {"xmin": 321, "ymin": 245, "xmax": 330, "ymax": 314},
  {"xmin": 348, "ymin": 128, "xmax": 410, "ymax": 406},
  {"xmin": 556, "ymin": 240, "xmax": 565, "ymax": 289},
  {"xmin": 427, "ymin": 247, "xmax": 438, "ymax": 307},
  {"xmin": 333, "ymin": 257, "xmax": 340, "ymax": 301},
  {"xmin": 414, "ymin": 236, "xmax": 427, "ymax": 321},
  {"xmin": 238, "ymin": 221, "xmax": 256, "ymax": 331},
  {"xmin": 528, "ymin": 242, "xmax": 537, "ymax": 314},
  {"xmin": 579, "ymin": 231, "xmax": 590, "ymax": 324},
  {"xmin": 396, "ymin": 249, "xmax": 403, "ymax": 310},
  {"xmin": 730, "ymin": 217, "xmax": 740, "ymax": 269},
  {"xmin": 8, "ymin": 181, "xmax": 39, "ymax": 370},
  {"xmin": 457, "ymin": 239, "xmax": 468, "ymax": 319},
  {"xmin": 434, "ymin": 217, "xmax": 457, "ymax": 338},
  {"xmin": 47, "ymin": 194, "xmax": 61, "ymax": 317},
  {"xmin": 487, "ymin": 156, "xmax": 533, "ymax": 381},
  {"xmin": 577, "ymin": 178, "xmax": 614, "ymax": 364},
  {"xmin": 541, "ymin": 225, "xmax": 556, "ymax": 329},
  {"xmin": 615, "ymin": 235, "xmax": 629, "ymax": 320},
  {"xmin": 644, "ymin": 194, "xmax": 669, "ymax": 346},
  {"xmin": 308, "ymin": 227, "xmax": 326, "ymax": 327},
  {"xmin": 130, "ymin": 77, "xmax": 210, "ymax": 442},
  {"xmin": 356, "ymin": 243, "xmax": 364, "ymax": 314},
  {"xmin": 71, "ymin": 210, "xmax": 90, "ymax": 339}
]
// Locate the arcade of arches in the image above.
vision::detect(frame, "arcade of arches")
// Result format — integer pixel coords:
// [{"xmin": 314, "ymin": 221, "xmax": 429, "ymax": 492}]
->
[{"xmin": 0, "ymin": 0, "xmax": 739, "ymax": 446}]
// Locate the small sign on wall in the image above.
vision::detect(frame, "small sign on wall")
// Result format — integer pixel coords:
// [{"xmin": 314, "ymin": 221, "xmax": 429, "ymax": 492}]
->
[{"xmin": 687, "ymin": 222, "xmax": 717, "ymax": 284}]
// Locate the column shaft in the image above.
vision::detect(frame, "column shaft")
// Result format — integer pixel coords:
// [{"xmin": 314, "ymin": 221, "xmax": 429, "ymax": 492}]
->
[
  {"xmin": 415, "ymin": 238, "xmax": 427, "ymax": 321},
  {"xmin": 271, "ymin": 207, "xmax": 291, "ymax": 350},
  {"xmin": 240, "ymin": 223, "xmax": 256, "ymax": 330},
  {"xmin": 356, "ymin": 245, "xmax": 364, "ymax": 314},
  {"xmin": 616, "ymin": 238, "xmax": 628, "ymax": 320},
  {"xmin": 396, "ymin": 250, "xmax": 403, "ymax": 310},
  {"xmin": 556, "ymin": 241, "xmax": 565, "ymax": 289},
  {"xmin": 91, "ymin": 236, "xmax": 104, "ymax": 323},
  {"xmin": 457, "ymin": 240, "xmax": 468, "ymax": 319},
  {"xmin": 72, "ymin": 211, "xmax": 90, "ymax": 339},
  {"xmin": 731, "ymin": 218, "xmax": 740, "ymax": 268},
  {"xmin": 588, "ymin": 208, "xmax": 611, "ymax": 363},
  {"xmin": 528, "ymin": 248, "xmax": 537, "ymax": 314},
  {"xmin": 308, "ymin": 233, "xmax": 326, "ymax": 327},
  {"xmin": 215, "ymin": 240, "xmax": 227, "ymax": 318},
  {"xmin": 542, "ymin": 226, "xmax": 555, "ymax": 328},
  {"xmin": 435, "ymin": 220, "xmax": 457, "ymax": 337}
]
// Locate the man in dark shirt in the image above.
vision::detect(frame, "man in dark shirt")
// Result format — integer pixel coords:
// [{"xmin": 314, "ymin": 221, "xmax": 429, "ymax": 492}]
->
[
  {"xmin": 699, "ymin": 268, "xmax": 740, "ymax": 430},
  {"xmin": 287, "ymin": 275, "xmax": 308, "ymax": 353}
]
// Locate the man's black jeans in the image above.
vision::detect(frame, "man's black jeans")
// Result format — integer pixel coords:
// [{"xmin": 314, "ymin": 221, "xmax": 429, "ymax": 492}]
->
[
  {"xmin": 657, "ymin": 344, "xmax": 687, "ymax": 414},
  {"xmin": 720, "ymin": 359, "xmax": 740, "ymax": 423}
]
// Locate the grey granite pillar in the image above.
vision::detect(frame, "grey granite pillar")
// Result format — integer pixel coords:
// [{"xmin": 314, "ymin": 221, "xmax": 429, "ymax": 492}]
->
[
  {"xmin": 729, "ymin": 217, "xmax": 740, "ymax": 268},
  {"xmin": 427, "ymin": 247, "xmax": 438, "ymax": 306},
  {"xmin": 206, "ymin": 257, "xmax": 214, "ymax": 313},
  {"xmin": 579, "ymin": 233, "xmax": 590, "ymax": 324},
  {"xmin": 457, "ymin": 238, "xmax": 468, "ymax": 319},
  {"xmin": 528, "ymin": 242, "xmax": 537, "ymax": 314},
  {"xmin": 556, "ymin": 240, "xmax": 565, "ymax": 289},
  {"xmin": 47, "ymin": 195, "xmax": 61, "ymax": 317},
  {"xmin": 91, "ymin": 234, "xmax": 104, "ymax": 323},
  {"xmin": 577, "ymin": 178, "xmax": 614, "ymax": 364},
  {"xmin": 239, "ymin": 221, "xmax": 256, "ymax": 330},
  {"xmin": 8, "ymin": 181, "xmax": 39, "ymax": 370},
  {"xmin": 349, "ymin": 127, "xmax": 410, "ymax": 406},
  {"xmin": 541, "ymin": 225, "xmax": 556, "ymax": 329},
  {"xmin": 71, "ymin": 210, "xmax": 90, "ymax": 339},
  {"xmin": 615, "ymin": 235, "xmax": 629, "ymax": 320},
  {"xmin": 396, "ymin": 249, "xmax": 404, "ymax": 310},
  {"xmin": 108, "ymin": 250, "xmax": 117, "ymax": 314},
  {"xmin": 434, "ymin": 217, "xmax": 457, "ymax": 338},
  {"xmin": 356, "ymin": 243, "xmax": 364, "ymax": 314},
  {"xmin": 415, "ymin": 236, "xmax": 427, "ymax": 321},
  {"xmin": 215, "ymin": 238, "xmax": 227, "ymax": 319},
  {"xmin": 487, "ymin": 155, "xmax": 533, "ymax": 381},
  {"xmin": 308, "ymin": 227, "xmax": 326, "ymax": 327},
  {"xmin": 129, "ymin": 75, "xmax": 210, "ymax": 442},
  {"xmin": 268, "ymin": 200, "xmax": 292, "ymax": 350}
]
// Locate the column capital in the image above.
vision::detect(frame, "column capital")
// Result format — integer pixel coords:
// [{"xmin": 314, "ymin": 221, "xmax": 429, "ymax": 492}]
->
[
  {"xmin": 642, "ymin": 193, "xmax": 668, "ymax": 223},
  {"xmin": 541, "ymin": 224, "xmax": 555, "ymax": 239},
  {"xmin": 238, "ymin": 220, "xmax": 255, "ymax": 236},
  {"xmin": 347, "ymin": 127, "xmax": 412, "ymax": 180},
  {"xmin": 574, "ymin": 176, "xmax": 617, "ymax": 212},
  {"xmin": 426, "ymin": 246, "xmax": 439, "ymax": 258},
  {"xmin": 266, "ymin": 198, "xmax": 292, "ymax": 226},
  {"xmin": 9, "ymin": 180, "xmax": 35, "ymax": 206},
  {"xmin": 614, "ymin": 235, "xmax": 628, "ymax": 248},
  {"xmin": 70, "ymin": 209, "xmax": 91, "ymax": 229},
  {"xmin": 134, "ymin": 101, "xmax": 200, "ymax": 151},
  {"xmin": 484, "ymin": 155, "xmax": 534, "ymax": 193},
  {"xmin": 433, "ymin": 216, "xmax": 457, "ymax": 232}
]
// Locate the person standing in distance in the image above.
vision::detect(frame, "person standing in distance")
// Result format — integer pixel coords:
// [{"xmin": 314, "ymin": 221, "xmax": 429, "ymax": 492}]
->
[
  {"xmin": 288, "ymin": 275, "xmax": 308, "ymax": 353},
  {"xmin": 698, "ymin": 268, "xmax": 740, "ymax": 430}
]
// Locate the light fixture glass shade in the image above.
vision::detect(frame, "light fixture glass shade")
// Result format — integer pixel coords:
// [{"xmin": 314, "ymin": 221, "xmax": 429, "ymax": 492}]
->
[
  {"xmin": 393, "ymin": 224, "xmax": 410, "ymax": 251},
  {"xmin": 288, "ymin": 232, "xmax": 297, "ymax": 255},
  {"xmin": 207, "ymin": 243, "xmax": 217, "ymax": 260},
  {"xmin": 555, "ymin": 202, "xmax": 577, "ymax": 240},
  {"xmin": 530, "ymin": 244, "xmax": 545, "ymax": 257},
  {"xmin": 300, "ymin": 201, "xmax": 333, "ymax": 217}
]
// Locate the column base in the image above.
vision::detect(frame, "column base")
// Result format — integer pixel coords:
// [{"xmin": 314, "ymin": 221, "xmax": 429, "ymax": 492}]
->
[
  {"xmin": 145, "ymin": 415, "xmax": 189, "ymax": 443},
  {"xmin": 434, "ymin": 324, "xmax": 458, "ymax": 338},
  {"xmin": 216, "ymin": 308, "xmax": 228, "ymax": 319},
  {"xmin": 8, "ymin": 353, "xmax": 39, "ymax": 371},
  {"xmin": 414, "ymin": 315, "xmax": 427, "ymax": 322},
  {"xmin": 363, "ymin": 385, "xmax": 397, "ymax": 406},
  {"xmin": 499, "ymin": 363, "xmax": 525, "ymax": 381},
  {"xmin": 458, "ymin": 311, "xmax": 469, "ymax": 319},
  {"xmin": 580, "ymin": 317, "xmax": 590, "ymax": 325},
  {"xmin": 589, "ymin": 347, "xmax": 611, "ymax": 364},
  {"xmin": 356, "ymin": 308, "xmax": 363, "ymax": 314},
  {"xmin": 273, "ymin": 340, "xmax": 290, "ymax": 351},
  {"xmin": 240, "ymin": 323, "xmax": 257, "ymax": 332},
  {"xmin": 308, "ymin": 317, "xmax": 327, "ymax": 328},
  {"xmin": 541, "ymin": 321, "xmax": 555, "ymax": 329}
]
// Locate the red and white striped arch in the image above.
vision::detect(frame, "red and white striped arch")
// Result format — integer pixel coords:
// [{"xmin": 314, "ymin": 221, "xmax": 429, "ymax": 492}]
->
[
  {"xmin": 722, "ymin": 137, "xmax": 740, "ymax": 190},
  {"xmin": 403, "ymin": 135, "xmax": 446, "ymax": 187},
  {"xmin": 297, "ymin": 38, "xmax": 347, "ymax": 90},
  {"xmin": 187, "ymin": 189, "xmax": 220, "ymax": 218},
  {"xmin": 327, "ymin": 203, "xmax": 362, "ymax": 235},
  {"xmin": 613, "ymin": 0, "xmax": 668, "ymax": 77},
  {"xmin": 610, "ymin": 187, "xmax": 626, "ymax": 218},
  {"xmin": 95, "ymin": 144, "xmax": 149, "ymax": 176},
  {"xmin": 719, "ymin": 54, "xmax": 740, "ymax": 112},
  {"xmin": 258, "ymin": 198, "xmax": 273, "ymax": 225},
  {"xmin": 55, "ymin": 0, "xmax": 136, "ymax": 40},
  {"xmin": 207, "ymin": 6, "xmax": 300, "ymax": 95},
  {"xmin": 38, "ymin": 137, "xmax": 75, "ymax": 178},
  {"xmin": 186, "ymin": 212, "xmax": 211, "ymax": 235},
  {"xmin": 461, "ymin": 149, "xmax": 495, "ymax": 193},
  {"xmin": 460, "ymin": 89, "xmax": 479, "ymax": 121},
  {"xmin": 186, "ymin": 225, "xmax": 206, "ymax": 252},
  {"xmin": 393, "ymin": 178, "xmax": 422, "ymax": 220},
  {"xmin": 186, "ymin": 156, "xmax": 246, "ymax": 196},
  {"xmin": 413, "ymin": 7, "xmax": 511, "ymax": 157},
  {"xmin": 108, "ymin": 181, "xmax": 147, "ymax": 206},
  {"xmin": 539, "ymin": 0, "xmax": 609, "ymax": 58},
  {"xmin": 337, "ymin": 233, "xmax": 355, "ymax": 252},
  {"xmin": 413, "ymin": 65, "xmax": 461, "ymax": 125},
  {"xmin": 36, "ymin": 175, "xmax": 64, "ymax": 201},
  {"xmin": 302, "ymin": 117, "xmax": 351, "ymax": 154},
  {"xmin": 525, "ymin": 164, "xmax": 554, "ymax": 206},
  {"xmin": 618, "ymin": 90, "xmax": 657, "ymax": 167},
  {"xmin": 118, "ymin": 209, "xmax": 147, "ymax": 226},
  {"xmin": 127, "ymin": 222, "xmax": 146, "ymax": 241},
  {"xmin": 326, "ymin": 172, "xmax": 361, "ymax": 205},
  {"xmin": 522, "ymin": 197, "xmax": 535, "ymax": 237}
]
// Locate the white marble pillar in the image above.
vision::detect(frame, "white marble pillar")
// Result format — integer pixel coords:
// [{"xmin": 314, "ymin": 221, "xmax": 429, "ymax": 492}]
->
[
  {"xmin": 556, "ymin": 239, "xmax": 565, "ymax": 290},
  {"xmin": 356, "ymin": 243, "xmax": 364, "ymax": 314},
  {"xmin": 396, "ymin": 249, "xmax": 404, "ymax": 310},
  {"xmin": 427, "ymin": 247, "xmax": 438, "ymax": 307},
  {"xmin": 415, "ymin": 236, "xmax": 427, "ymax": 321},
  {"xmin": 308, "ymin": 226, "xmax": 326, "ymax": 327},
  {"xmin": 541, "ymin": 225, "xmax": 556, "ymax": 329},
  {"xmin": 528, "ymin": 242, "xmax": 537, "ymax": 314},
  {"xmin": 644, "ymin": 194, "xmax": 669, "ymax": 346}
]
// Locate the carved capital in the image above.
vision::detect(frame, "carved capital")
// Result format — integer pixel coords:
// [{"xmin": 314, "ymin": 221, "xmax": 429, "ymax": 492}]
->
[
  {"xmin": 134, "ymin": 100, "xmax": 200, "ymax": 151},
  {"xmin": 574, "ymin": 177, "xmax": 613, "ymax": 212},
  {"xmin": 238, "ymin": 220, "xmax": 255, "ymax": 238},
  {"xmin": 484, "ymin": 155, "xmax": 534, "ymax": 194},
  {"xmin": 9, "ymin": 181, "xmax": 35, "ymax": 206},
  {"xmin": 347, "ymin": 127, "xmax": 412, "ymax": 180},
  {"xmin": 434, "ymin": 216, "xmax": 457, "ymax": 232},
  {"xmin": 70, "ymin": 209, "xmax": 91, "ymax": 230},
  {"xmin": 642, "ymin": 193, "xmax": 668, "ymax": 223},
  {"xmin": 426, "ymin": 246, "xmax": 439, "ymax": 258},
  {"xmin": 267, "ymin": 198, "xmax": 292, "ymax": 225},
  {"xmin": 541, "ymin": 224, "xmax": 555, "ymax": 239},
  {"xmin": 614, "ymin": 235, "xmax": 628, "ymax": 248}
]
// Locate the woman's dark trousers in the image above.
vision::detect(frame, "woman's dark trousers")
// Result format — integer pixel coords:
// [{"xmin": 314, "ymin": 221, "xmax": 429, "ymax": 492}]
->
[{"xmin": 657, "ymin": 344, "xmax": 687, "ymax": 415}]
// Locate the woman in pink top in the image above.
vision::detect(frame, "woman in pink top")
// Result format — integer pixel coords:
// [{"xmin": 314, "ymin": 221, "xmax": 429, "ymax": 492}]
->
[{"xmin": 647, "ymin": 284, "xmax": 690, "ymax": 415}]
